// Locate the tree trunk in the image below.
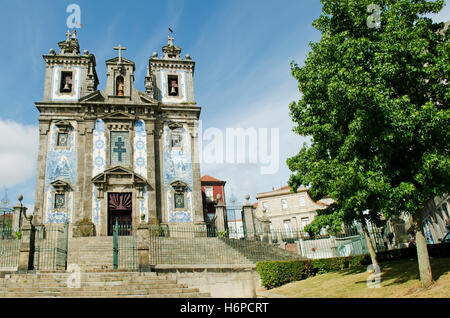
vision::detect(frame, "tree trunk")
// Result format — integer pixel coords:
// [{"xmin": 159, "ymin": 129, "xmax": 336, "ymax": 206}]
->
[
  {"xmin": 413, "ymin": 213, "xmax": 434, "ymax": 288},
  {"xmin": 362, "ymin": 222, "xmax": 378, "ymax": 267}
]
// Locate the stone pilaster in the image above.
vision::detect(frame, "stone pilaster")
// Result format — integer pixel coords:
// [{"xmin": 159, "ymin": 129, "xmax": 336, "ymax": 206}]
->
[
  {"xmin": 145, "ymin": 120, "xmax": 157, "ymax": 222},
  {"xmin": 33, "ymin": 121, "xmax": 50, "ymax": 225},
  {"xmin": 82, "ymin": 121, "xmax": 95, "ymax": 221},
  {"xmin": 189, "ymin": 122, "xmax": 204, "ymax": 224}
]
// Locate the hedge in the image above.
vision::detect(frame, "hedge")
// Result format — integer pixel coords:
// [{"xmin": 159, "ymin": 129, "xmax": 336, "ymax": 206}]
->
[{"xmin": 256, "ymin": 243, "xmax": 450, "ymax": 289}]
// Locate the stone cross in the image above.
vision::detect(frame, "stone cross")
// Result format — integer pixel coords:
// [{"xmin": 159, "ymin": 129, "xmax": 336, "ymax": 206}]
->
[
  {"xmin": 114, "ymin": 44, "xmax": 127, "ymax": 64},
  {"xmin": 66, "ymin": 30, "xmax": 71, "ymax": 41}
]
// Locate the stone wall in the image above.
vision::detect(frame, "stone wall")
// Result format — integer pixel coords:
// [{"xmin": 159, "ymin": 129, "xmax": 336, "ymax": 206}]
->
[{"xmin": 154, "ymin": 265, "xmax": 262, "ymax": 298}]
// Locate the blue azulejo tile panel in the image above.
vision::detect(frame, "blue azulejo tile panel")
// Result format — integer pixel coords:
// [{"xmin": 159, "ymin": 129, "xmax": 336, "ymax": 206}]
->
[
  {"xmin": 44, "ymin": 122, "xmax": 78, "ymax": 224},
  {"xmin": 162, "ymin": 124, "xmax": 193, "ymax": 223},
  {"xmin": 110, "ymin": 131, "xmax": 131, "ymax": 166},
  {"xmin": 134, "ymin": 120, "xmax": 147, "ymax": 177}
]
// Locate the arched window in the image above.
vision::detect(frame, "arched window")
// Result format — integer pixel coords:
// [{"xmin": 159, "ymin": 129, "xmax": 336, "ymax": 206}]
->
[{"xmin": 116, "ymin": 76, "xmax": 124, "ymax": 96}]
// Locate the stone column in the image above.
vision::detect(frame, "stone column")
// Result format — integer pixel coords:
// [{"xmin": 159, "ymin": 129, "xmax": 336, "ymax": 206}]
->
[
  {"xmin": 136, "ymin": 221, "xmax": 151, "ymax": 272},
  {"xmin": 214, "ymin": 204, "xmax": 228, "ymax": 233},
  {"xmin": 17, "ymin": 215, "xmax": 35, "ymax": 273}
]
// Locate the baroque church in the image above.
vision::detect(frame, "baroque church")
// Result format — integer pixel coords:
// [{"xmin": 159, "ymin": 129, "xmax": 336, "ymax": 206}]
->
[{"xmin": 33, "ymin": 30, "xmax": 204, "ymax": 236}]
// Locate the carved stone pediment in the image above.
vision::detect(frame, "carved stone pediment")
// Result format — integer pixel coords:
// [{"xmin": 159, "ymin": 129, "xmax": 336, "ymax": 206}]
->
[
  {"xmin": 50, "ymin": 179, "xmax": 72, "ymax": 194},
  {"xmin": 100, "ymin": 112, "xmax": 137, "ymax": 131},
  {"xmin": 170, "ymin": 180, "xmax": 188, "ymax": 193},
  {"xmin": 79, "ymin": 91, "xmax": 104, "ymax": 102},
  {"xmin": 54, "ymin": 120, "xmax": 72, "ymax": 133},
  {"xmin": 168, "ymin": 121, "xmax": 184, "ymax": 130},
  {"xmin": 91, "ymin": 166, "xmax": 149, "ymax": 199}
]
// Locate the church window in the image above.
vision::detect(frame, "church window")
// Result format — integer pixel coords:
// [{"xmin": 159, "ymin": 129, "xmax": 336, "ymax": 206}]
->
[
  {"xmin": 54, "ymin": 193, "xmax": 66, "ymax": 210},
  {"xmin": 116, "ymin": 76, "xmax": 125, "ymax": 96},
  {"xmin": 57, "ymin": 132, "xmax": 68, "ymax": 147},
  {"xmin": 174, "ymin": 193, "xmax": 185, "ymax": 210},
  {"xmin": 60, "ymin": 71, "xmax": 73, "ymax": 93},
  {"xmin": 168, "ymin": 75, "xmax": 179, "ymax": 96},
  {"xmin": 171, "ymin": 131, "xmax": 183, "ymax": 150}
]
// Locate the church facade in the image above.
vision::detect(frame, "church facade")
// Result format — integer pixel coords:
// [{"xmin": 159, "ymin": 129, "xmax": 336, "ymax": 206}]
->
[{"xmin": 33, "ymin": 31, "xmax": 204, "ymax": 236}]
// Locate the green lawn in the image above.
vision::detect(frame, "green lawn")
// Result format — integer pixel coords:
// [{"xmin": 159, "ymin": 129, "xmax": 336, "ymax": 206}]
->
[{"xmin": 263, "ymin": 257, "xmax": 450, "ymax": 298}]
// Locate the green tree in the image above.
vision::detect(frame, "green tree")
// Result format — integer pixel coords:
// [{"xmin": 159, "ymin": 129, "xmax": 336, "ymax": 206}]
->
[{"xmin": 287, "ymin": 0, "xmax": 449, "ymax": 288}]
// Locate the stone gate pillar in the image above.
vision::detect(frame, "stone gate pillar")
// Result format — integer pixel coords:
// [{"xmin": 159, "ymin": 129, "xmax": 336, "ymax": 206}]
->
[
  {"xmin": 242, "ymin": 195, "xmax": 256, "ymax": 240},
  {"xmin": 17, "ymin": 213, "xmax": 35, "ymax": 273},
  {"xmin": 214, "ymin": 202, "xmax": 228, "ymax": 234},
  {"xmin": 137, "ymin": 220, "xmax": 151, "ymax": 272}
]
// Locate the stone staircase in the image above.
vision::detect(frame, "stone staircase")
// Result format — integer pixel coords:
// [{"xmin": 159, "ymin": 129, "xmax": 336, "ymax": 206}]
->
[
  {"xmin": 220, "ymin": 238, "xmax": 305, "ymax": 263},
  {"xmin": 149, "ymin": 237, "xmax": 304, "ymax": 265},
  {"xmin": 0, "ymin": 271, "xmax": 210, "ymax": 298},
  {"xmin": 67, "ymin": 237, "xmax": 116, "ymax": 270}
]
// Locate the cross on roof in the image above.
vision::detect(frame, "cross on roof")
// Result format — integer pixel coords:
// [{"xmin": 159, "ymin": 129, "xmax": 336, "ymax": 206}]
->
[
  {"xmin": 66, "ymin": 30, "xmax": 71, "ymax": 41},
  {"xmin": 114, "ymin": 44, "xmax": 127, "ymax": 64}
]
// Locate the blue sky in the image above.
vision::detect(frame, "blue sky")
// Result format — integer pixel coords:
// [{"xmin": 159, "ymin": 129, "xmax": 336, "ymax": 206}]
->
[{"xmin": 0, "ymin": 0, "xmax": 448, "ymax": 210}]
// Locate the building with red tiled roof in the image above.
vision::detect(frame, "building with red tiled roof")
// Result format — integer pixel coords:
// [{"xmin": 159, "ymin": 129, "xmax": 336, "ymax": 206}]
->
[{"xmin": 201, "ymin": 175, "xmax": 226, "ymax": 223}]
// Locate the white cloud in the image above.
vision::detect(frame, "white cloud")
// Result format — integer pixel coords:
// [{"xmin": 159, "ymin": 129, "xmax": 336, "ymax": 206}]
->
[{"xmin": 0, "ymin": 118, "xmax": 39, "ymax": 188}]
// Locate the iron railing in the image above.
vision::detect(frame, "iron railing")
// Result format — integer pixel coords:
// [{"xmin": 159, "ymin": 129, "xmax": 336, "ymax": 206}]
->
[
  {"xmin": 33, "ymin": 223, "xmax": 69, "ymax": 271},
  {"xmin": 0, "ymin": 226, "xmax": 20, "ymax": 269}
]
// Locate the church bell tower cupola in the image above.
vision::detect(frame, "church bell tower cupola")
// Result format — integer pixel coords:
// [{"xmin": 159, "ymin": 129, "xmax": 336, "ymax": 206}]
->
[
  {"xmin": 105, "ymin": 45, "xmax": 135, "ymax": 100},
  {"xmin": 149, "ymin": 36, "xmax": 196, "ymax": 104},
  {"xmin": 41, "ymin": 30, "xmax": 99, "ymax": 102}
]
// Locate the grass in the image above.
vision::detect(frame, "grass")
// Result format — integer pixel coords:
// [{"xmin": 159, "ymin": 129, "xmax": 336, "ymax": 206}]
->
[{"xmin": 264, "ymin": 257, "xmax": 450, "ymax": 298}]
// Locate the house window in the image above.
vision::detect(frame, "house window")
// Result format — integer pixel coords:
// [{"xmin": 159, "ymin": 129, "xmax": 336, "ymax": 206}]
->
[
  {"xmin": 284, "ymin": 220, "xmax": 293, "ymax": 238},
  {"xmin": 205, "ymin": 187, "xmax": 214, "ymax": 201},
  {"xmin": 57, "ymin": 132, "xmax": 68, "ymax": 147},
  {"xmin": 168, "ymin": 75, "xmax": 179, "ymax": 96},
  {"xmin": 299, "ymin": 195, "xmax": 306, "ymax": 207},
  {"xmin": 281, "ymin": 199, "xmax": 288, "ymax": 209},
  {"xmin": 174, "ymin": 193, "xmax": 185, "ymax": 209},
  {"xmin": 54, "ymin": 193, "xmax": 66, "ymax": 210},
  {"xmin": 60, "ymin": 71, "xmax": 73, "ymax": 93},
  {"xmin": 301, "ymin": 217, "xmax": 310, "ymax": 229}
]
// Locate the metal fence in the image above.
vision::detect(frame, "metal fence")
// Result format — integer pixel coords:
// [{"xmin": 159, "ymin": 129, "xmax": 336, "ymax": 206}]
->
[
  {"xmin": 113, "ymin": 222, "xmax": 137, "ymax": 270},
  {"xmin": 147, "ymin": 224, "xmax": 391, "ymax": 265},
  {"xmin": 0, "ymin": 226, "xmax": 20, "ymax": 270},
  {"xmin": 33, "ymin": 223, "xmax": 69, "ymax": 271}
]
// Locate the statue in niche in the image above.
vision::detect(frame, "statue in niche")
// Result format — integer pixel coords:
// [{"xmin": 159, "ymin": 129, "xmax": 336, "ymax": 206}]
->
[{"xmin": 116, "ymin": 76, "xmax": 124, "ymax": 96}]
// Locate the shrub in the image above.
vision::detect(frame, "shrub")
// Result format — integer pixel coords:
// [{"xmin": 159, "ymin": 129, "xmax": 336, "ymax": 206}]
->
[{"xmin": 256, "ymin": 261, "xmax": 309, "ymax": 289}]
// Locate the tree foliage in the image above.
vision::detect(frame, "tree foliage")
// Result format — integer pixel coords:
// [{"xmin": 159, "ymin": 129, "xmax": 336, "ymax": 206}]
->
[{"xmin": 288, "ymin": 0, "xmax": 449, "ymax": 228}]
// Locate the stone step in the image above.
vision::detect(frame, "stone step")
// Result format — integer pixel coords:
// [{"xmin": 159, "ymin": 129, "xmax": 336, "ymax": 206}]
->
[{"xmin": 0, "ymin": 292, "xmax": 210, "ymax": 298}]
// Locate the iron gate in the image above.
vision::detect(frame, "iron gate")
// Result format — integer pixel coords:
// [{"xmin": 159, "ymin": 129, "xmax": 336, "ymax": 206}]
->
[
  {"xmin": 112, "ymin": 219, "xmax": 137, "ymax": 270},
  {"xmin": 33, "ymin": 222, "xmax": 69, "ymax": 271}
]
